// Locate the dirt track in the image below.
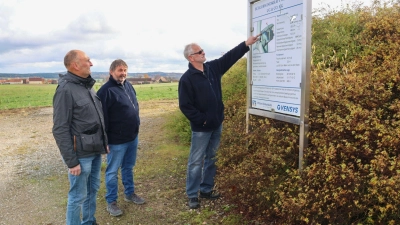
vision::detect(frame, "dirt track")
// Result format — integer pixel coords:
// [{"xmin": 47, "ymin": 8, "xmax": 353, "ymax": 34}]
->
[{"xmin": 0, "ymin": 100, "xmax": 181, "ymax": 225}]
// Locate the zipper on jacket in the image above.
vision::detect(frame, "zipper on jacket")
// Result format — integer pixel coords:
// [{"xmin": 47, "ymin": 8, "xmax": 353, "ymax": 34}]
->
[
  {"xmin": 203, "ymin": 71, "xmax": 211, "ymax": 86},
  {"xmin": 202, "ymin": 71, "xmax": 219, "ymax": 109},
  {"xmin": 122, "ymin": 84, "xmax": 136, "ymax": 109}
]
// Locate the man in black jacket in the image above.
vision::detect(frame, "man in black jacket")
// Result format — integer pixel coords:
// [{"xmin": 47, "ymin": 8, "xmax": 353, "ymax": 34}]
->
[
  {"xmin": 97, "ymin": 59, "xmax": 144, "ymax": 217},
  {"xmin": 53, "ymin": 50, "xmax": 108, "ymax": 225},
  {"xmin": 179, "ymin": 35, "xmax": 259, "ymax": 209}
]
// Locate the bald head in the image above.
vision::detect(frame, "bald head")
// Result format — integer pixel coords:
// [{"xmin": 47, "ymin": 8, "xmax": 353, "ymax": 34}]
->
[
  {"xmin": 64, "ymin": 50, "xmax": 81, "ymax": 69},
  {"xmin": 64, "ymin": 50, "xmax": 93, "ymax": 78}
]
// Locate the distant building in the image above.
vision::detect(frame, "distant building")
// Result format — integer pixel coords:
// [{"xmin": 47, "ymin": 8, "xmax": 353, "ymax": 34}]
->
[
  {"xmin": 49, "ymin": 79, "xmax": 58, "ymax": 84},
  {"xmin": 153, "ymin": 76, "xmax": 170, "ymax": 83},
  {"xmin": 5, "ymin": 78, "xmax": 24, "ymax": 84},
  {"xmin": 126, "ymin": 77, "xmax": 153, "ymax": 85},
  {"xmin": 29, "ymin": 77, "xmax": 44, "ymax": 84}
]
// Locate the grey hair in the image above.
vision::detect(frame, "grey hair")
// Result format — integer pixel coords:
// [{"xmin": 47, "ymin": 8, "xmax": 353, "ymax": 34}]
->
[
  {"xmin": 64, "ymin": 50, "xmax": 80, "ymax": 68},
  {"xmin": 109, "ymin": 59, "xmax": 128, "ymax": 71},
  {"xmin": 183, "ymin": 43, "xmax": 199, "ymax": 61}
]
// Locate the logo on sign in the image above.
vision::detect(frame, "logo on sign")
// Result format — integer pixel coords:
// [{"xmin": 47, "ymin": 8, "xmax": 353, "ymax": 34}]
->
[{"xmin": 277, "ymin": 104, "xmax": 299, "ymax": 114}]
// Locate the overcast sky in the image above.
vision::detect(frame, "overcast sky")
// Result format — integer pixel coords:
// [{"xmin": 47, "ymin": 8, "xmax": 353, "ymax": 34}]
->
[{"xmin": 0, "ymin": 0, "xmax": 372, "ymax": 74}]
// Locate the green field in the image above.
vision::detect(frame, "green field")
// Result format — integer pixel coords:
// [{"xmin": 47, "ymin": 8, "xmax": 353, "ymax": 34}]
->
[
  {"xmin": 134, "ymin": 82, "xmax": 178, "ymax": 101},
  {"xmin": 0, "ymin": 82, "xmax": 178, "ymax": 110}
]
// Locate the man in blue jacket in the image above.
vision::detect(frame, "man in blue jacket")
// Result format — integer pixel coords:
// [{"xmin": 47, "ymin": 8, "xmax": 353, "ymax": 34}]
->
[
  {"xmin": 53, "ymin": 50, "xmax": 108, "ymax": 225},
  {"xmin": 179, "ymin": 35, "xmax": 259, "ymax": 209},
  {"xmin": 97, "ymin": 59, "xmax": 144, "ymax": 217}
]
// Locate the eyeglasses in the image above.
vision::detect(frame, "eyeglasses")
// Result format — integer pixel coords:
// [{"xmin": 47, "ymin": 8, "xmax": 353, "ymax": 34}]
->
[{"xmin": 190, "ymin": 49, "xmax": 204, "ymax": 55}]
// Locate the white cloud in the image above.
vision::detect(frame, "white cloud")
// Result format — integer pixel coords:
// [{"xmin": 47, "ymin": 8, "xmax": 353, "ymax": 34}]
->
[{"xmin": 0, "ymin": 0, "xmax": 372, "ymax": 73}]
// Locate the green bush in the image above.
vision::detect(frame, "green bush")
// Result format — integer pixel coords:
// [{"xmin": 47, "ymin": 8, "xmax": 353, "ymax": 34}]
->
[
  {"xmin": 165, "ymin": 110, "xmax": 191, "ymax": 146},
  {"xmin": 216, "ymin": 1, "xmax": 400, "ymax": 224},
  {"xmin": 222, "ymin": 57, "xmax": 248, "ymax": 102},
  {"xmin": 170, "ymin": 2, "xmax": 400, "ymax": 223},
  {"xmin": 311, "ymin": 2, "xmax": 366, "ymax": 71}
]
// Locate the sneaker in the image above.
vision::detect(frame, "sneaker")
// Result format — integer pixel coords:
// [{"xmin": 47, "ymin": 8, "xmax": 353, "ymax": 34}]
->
[
  {"xmin": 124, "ymin": 193, "xmax": 145, "ymax": 205},
  {"xmin": 107, "ymin": 202, "xmax": 122, "ymax": 216},
  {"xmin": 188, "ymin": 197, "xmax": 200, "ymax": 209},
  {"xmin": 199, "ymin": 190, "xmax": 221, "ymax": 200}
]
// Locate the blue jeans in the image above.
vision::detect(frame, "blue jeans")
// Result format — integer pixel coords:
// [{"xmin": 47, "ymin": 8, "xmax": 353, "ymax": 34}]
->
[
  {"xmin": 105, "ymin": 136, "xmax": 138, "ymax": 203},
  {"xmin": 66, "ymin": 154, "xmax": 101, "ymax": 225},
  {"xmin": 186, "ymin": 124, "xmax": 223, "ymax": 198}
]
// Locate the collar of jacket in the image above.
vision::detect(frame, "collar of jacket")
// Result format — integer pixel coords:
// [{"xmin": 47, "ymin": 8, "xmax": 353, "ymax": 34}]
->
[
  {"xmin": 108, "ymin": 74, "xmax": 126, "ymax": 86},
  {"xmin": 188, "ymin": 62, "xmax": 209, "ymax": 76},
  {"xmin": 60, "ymin": 71, "xmax": 95, "ymax": 87}
]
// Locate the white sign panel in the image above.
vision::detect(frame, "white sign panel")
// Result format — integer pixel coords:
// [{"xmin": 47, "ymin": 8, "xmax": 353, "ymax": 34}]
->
[{"xmin": 251, "ymin": 0, "xmax": 303, "ymax": 117}]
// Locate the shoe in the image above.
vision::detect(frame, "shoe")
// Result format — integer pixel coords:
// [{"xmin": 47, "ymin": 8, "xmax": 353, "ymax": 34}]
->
[
  {"xmin": 107, "ymin": 201, "xmax": 123, "ymax": 216},
  {"xmin": 124, "ymin": 193, "xmax": 145, "ymax": 205},
  {"xmin": 188, "ymin": 197, "xmax": 200, "ymax": 209},
  {"xmin": 199, "ymin": 190, "xmax": 221, "ymax": 200}
]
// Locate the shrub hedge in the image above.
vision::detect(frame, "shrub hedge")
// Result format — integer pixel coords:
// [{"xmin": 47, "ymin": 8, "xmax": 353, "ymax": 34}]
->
[
  {"xmin": 216, "ymin": 1, "xmax": 400, "ymax": 224},
  {"xmin": 169, "ymin": 1, "xmax": 400, "ymax": 224}
]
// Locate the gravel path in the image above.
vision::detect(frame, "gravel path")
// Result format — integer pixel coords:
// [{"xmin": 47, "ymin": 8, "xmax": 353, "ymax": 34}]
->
[{"xmin": 0, "ymin": 100, "xmax": 180, "ymax": 225}]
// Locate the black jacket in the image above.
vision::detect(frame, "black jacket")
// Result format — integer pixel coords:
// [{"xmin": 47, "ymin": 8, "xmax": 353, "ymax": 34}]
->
[
  {"xmin": 178, "ymin": 41, "xmax": 249, "ymax": 132},
  {"xmin": 97, "ymin": 75, "xmax": 140, "ymax": 144},
  {"xmin": 52, "ymin": 72, "xmax": 108, "ymax": 168}
]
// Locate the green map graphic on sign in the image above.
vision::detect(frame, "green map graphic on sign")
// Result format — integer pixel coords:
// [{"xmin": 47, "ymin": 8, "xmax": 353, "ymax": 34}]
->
[{"xmin": 253, "ymin": 21, "xmax": 275, "ymax": 53}]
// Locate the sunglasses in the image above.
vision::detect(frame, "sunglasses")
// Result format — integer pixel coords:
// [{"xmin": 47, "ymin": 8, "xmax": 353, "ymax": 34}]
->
[{"xmin": 190, "ymin": 49, "xmax": 204, "ymax": 55}]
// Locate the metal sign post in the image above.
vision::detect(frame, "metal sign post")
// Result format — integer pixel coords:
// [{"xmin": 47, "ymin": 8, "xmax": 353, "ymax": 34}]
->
[{"xmin": 246, "ymin": 0, "xmax": 311, "ymax": 170}]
